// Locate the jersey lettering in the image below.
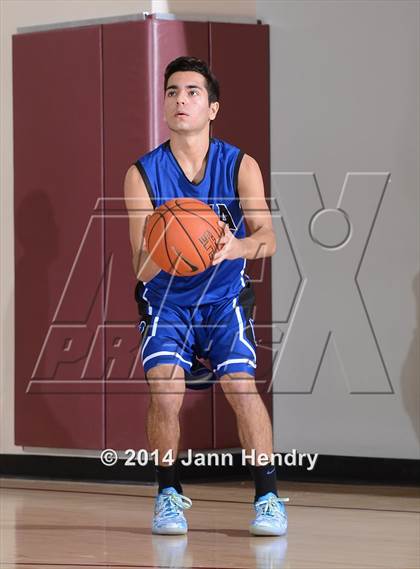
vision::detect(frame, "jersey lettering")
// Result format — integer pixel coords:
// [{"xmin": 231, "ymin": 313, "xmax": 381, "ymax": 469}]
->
[{"xmin": 213, "ymin": 203, "xmax": 237, "ymax": 230}]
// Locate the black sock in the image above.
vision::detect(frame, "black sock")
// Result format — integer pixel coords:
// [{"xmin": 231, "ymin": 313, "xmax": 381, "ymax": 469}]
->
[
  {"xmin": 248, "ymin": 463, "xmax": 278, "ymax": 503},
  {"xmin": 155, "ymin": 462, "xmax": 183, "ymax": 495}
]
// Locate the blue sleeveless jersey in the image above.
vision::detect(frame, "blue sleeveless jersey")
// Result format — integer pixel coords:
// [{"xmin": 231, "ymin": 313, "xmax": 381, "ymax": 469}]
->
[{"xmin": 135, "ymin": 137, "xmax": 248, "ymax": 307}]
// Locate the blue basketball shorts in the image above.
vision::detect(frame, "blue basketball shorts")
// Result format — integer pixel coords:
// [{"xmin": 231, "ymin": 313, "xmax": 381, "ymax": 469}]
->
[{"xmin": 135, "ymin": 281, "xmax": 257, "ymax": 380}]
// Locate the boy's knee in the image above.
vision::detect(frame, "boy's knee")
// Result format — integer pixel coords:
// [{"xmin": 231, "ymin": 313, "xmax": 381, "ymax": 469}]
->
[
  {"xmin": 219, "ymin": 373, "xmax": 259, "ymax": 410},
  {"xmin": 147, "ymin": 364, "xmax": 185, "ymax": 411}
]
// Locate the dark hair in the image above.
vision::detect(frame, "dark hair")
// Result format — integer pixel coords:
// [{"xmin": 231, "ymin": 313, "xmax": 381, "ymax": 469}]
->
[{"xmin": 164, "ymin": 56, "xmax": 220, "ymax": 104}]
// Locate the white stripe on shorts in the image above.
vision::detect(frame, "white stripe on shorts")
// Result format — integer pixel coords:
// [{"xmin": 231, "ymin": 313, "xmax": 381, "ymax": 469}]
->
[
  {"xmin": 143, "ymin": 351, "xmax": 192, "ymax": 367},
  {"xmin": 215, "ymin": 358, "xmax": 257, "ymax": 371},
  {"xmin": 141, "ymin": 315, "xmax": 159, "ymax": 359},
  {"xmin": 240, "ymin": 259, "xmax": 246, "ymax": 287},
  {"xmin": 235, "ymin": 306, "xmax": 257, "ymax": 361},
  {"xmin": 142, "ymin": 286, "xmax": 153, "ymax": 315}
]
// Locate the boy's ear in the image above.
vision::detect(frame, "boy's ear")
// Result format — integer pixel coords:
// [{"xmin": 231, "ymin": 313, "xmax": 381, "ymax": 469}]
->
[{"xmin": 210, "ymin": 101, "xmax": 220, "ymax": 119}]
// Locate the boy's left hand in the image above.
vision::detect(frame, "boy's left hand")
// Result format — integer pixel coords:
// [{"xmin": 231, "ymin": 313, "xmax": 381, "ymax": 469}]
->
[{"xmin": 212, "ymin": 220, "xmax": 244, "ymax": 265}]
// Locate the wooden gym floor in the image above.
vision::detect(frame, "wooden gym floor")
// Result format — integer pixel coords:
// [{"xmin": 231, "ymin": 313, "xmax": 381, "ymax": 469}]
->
[{"xmin": 0, "ymin": 477, "xmax": 419, "ymax": 568}]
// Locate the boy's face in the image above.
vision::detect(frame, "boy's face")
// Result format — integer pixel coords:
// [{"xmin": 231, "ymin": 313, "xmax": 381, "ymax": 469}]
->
[{"xmin": 164, "ymin": 71, "xmax": 219, "ymax": 134}]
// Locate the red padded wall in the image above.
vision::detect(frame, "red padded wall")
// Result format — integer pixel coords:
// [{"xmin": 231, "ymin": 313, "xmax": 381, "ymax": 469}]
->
[
  {"xmin": 13, "ymin": 18, "xmax": 271, "ymax": 453},
  {"xmin": 13, "ymin": 27, "xmax": 105, "ymax": 448},
  {"xmin": 101, "ymin": 20, "xmax": 153, "ymax": 452},
  {"xmin": 210, "ymin": 22, "xmax": 271, "ymax": 448}
]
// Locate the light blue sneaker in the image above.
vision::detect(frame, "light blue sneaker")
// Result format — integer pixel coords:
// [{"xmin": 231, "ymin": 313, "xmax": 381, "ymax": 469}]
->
[
  {"xmin": 249, "ymin": 492, "xmax": 289, "ymax": 536},
  {"xmin": 152, "ymin": 487, "xmax": 192, "ymax": 535}
]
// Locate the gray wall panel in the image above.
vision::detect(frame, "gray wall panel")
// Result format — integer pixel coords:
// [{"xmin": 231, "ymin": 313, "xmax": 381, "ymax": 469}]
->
[{"xmin": 257, "ymin": 0, "xmax": 419, "ymax": 459}]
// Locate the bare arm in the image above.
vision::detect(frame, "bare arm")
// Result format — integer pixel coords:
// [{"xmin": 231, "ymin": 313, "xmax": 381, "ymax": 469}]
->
[
  {"xmin": 123, "ymin": 165, "xmax": 161, "ymax": 282},
  {"xmin": 212, "ymin": 154, "xmax": 276, "ymax": 265}
]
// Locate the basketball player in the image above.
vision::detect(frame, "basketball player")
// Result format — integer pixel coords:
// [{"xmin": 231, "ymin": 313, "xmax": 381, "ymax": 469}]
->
[{"xmin": 124, "ymin": 57, "xmax": 288, "ymax": 536}]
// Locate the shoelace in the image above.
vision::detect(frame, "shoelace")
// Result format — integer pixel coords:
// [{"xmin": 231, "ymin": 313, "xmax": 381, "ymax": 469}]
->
[
  {"xmin": 160, "ymin": 493, "xmax": 193, "ymax": 519},
  {"xmin": 256, "ymin": 495, "xmax": 289, "ymax": 517}
]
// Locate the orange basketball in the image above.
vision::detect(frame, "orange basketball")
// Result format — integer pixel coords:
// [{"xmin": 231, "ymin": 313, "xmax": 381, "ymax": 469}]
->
[{"xmin": 145, "ymin": 198, "xmax": 223, "ymax": 276}]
